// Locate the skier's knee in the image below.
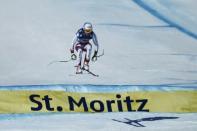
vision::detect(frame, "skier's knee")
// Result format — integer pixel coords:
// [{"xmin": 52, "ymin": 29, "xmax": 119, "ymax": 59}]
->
[{"xmin": 85, "ymin": 44, "xmax": 92, "ymax": 50}]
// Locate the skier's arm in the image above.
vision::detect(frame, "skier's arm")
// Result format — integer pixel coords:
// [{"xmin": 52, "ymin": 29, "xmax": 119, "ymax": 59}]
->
[
  {"xmin": 70, "ymin": 35, "xmax": 78, "ymax": 53},
  {"xmin": 91, "ymin": 33, "xmax": 99, "ymax": 61},
  {"xmin": 92, "ymin": 33, "xmax": 99, "ymax": 52},
  {"xmin": 69, "ymin": 35, "xmax": 78, "ymax": 60}
]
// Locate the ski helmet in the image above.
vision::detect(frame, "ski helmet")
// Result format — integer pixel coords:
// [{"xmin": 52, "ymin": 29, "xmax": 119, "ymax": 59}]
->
[{"xmin": 83, "ymin": 22, "xmax": 93, "ymax": 33}]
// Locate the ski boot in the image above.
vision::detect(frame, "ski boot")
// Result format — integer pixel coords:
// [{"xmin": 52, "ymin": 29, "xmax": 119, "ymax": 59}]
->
[
  {"xmin": 76, "ymin": 65, "xmax": 82, "ymax": 74},
  {"xmin": 83, "ymin": 61, "xmax": 89, "ymax": 71}
]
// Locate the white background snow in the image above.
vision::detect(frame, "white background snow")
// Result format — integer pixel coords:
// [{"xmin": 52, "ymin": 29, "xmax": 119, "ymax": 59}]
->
[
  {"xmin": 0, "ymin": 0, "xmax": 197, "ymax": 130},
  {"xmin": 0, "ymin": 0, "xmax": 197, "ymax": 85}
]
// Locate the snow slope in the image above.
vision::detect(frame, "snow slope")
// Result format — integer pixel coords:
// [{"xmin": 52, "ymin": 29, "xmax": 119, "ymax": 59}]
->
[
  {"xmin": 0, "ymin": 0, "xmax": 197, "ymax": 86},
  {"xmin": 134, "ymin": 0, "xmax": 197, "ymax": 39},
  {"xmin": 0, "ymin": 112, "xmax": 197, "ymax": 131},
  {"xmin": 0, "ymin": 0, "xmax": 197, "ymax": 131}
]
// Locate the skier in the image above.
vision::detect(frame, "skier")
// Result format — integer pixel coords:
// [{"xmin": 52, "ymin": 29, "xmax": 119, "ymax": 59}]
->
[{"xmin": 70, "ymin": 22, "xmax": 99, "ymax": 74}]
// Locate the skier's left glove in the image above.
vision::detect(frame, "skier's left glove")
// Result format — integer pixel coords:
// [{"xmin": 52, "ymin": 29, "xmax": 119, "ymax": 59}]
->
[{"xmin": 92, "ymin": 51, "xmax": 98, "ymax": 62}]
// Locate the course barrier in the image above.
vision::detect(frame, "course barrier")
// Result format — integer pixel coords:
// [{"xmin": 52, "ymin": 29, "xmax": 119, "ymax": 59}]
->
[{"xmin": 0, "ymin": 85, "xmax": 197, "ymax": 113}]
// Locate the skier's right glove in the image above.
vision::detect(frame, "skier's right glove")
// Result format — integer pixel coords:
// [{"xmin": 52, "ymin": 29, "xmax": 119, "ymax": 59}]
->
[
  {"xmin": 91, "ymin": 51, "xmax": 98, "ymax": 62},
  {"xmin": 70, "ymin": 49, "xmax": 74, "ymax": 54},
  {"xmin": 70, "ymin": 49, "xmax": 77, "ymax": 60},
  {"xmin": 71, "ymin": 53, "xmax": 77, "ymax": 60}
]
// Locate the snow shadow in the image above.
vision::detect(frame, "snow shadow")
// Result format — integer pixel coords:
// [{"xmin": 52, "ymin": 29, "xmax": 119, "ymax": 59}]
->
[{"xmin": 112, "ymin": 116, "xmax": 179, "ymax": 127}]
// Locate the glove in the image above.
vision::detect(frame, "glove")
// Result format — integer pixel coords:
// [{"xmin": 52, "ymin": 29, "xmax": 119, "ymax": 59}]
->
[
  {"xmin": 91, "ymin": 51, "xmax": 98, "ymax": 62},
  {"xmin": 70, "ymin": 49, "xmax": 74, "ymax": 54},
  {"xmin": 70, "ymin": 49, "xmax": 76, "ymax": 60},
  {"xmin": 71, "ymin": 53, "xmax": 77, "ymax": 60}
]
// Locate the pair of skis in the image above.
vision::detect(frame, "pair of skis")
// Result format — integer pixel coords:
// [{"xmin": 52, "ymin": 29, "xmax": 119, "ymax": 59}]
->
[{"xmin": 48, "ymin": 50, "xmax": 104, "ymax": 77}]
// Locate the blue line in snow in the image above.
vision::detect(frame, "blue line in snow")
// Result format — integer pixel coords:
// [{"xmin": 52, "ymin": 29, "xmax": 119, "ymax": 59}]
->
[
  {"xmin": 132, "ymin": 0, "xmax": 197, "ymax": 40},
  {"xmin": 0, "ymin": 84, "xmax": 196, "ymax": 92},
  {"xmin": 0, "ymin": 113, "xmax": 65, "ymax": 121},
  {"xmin": 97, "ymin": 23, "xmax": 173, "ymax": 28}
]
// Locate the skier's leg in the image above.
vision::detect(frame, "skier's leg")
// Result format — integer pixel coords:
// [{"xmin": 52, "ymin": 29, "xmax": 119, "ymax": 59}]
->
[
  {"xmin": 76, "ymin": 49, "xmax": 83, "ymax": 74},
  {"xmin": 75, "ymin": 44, "xmax": 83, "ymax": 74},
  {"xmin": 81, "ymin": 50, "xmax": 86, "ymax": 69},
  {"xmin": 85, "ymin": 43, "xmax": 92, "ymax": 61},
  {"xmin": 83, "ymin": 43, "xmax": 92, "ymax": 70},
  {"xmin": 77, "ymin": 49, "xmax": 82, "ymax": 65}
]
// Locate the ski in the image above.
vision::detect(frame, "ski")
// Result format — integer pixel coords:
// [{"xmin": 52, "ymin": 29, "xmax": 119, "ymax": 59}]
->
[{"xmin": 82, "ymin": 68, "xmax": 99, "ymax": 77}]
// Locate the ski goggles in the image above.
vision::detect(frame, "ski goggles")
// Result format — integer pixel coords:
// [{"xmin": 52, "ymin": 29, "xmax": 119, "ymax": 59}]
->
[{"xmin": 84, "ymin": 28, "xmax": 92, "ymax": 33}]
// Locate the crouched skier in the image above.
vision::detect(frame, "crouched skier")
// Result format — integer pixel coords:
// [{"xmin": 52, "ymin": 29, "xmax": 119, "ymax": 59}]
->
[{"xmin": 70, "ymin": 22, "xmax": 99, "ymax": 74}]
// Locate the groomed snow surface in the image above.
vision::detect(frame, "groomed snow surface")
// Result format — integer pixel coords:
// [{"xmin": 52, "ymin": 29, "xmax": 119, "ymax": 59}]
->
[
  {"xmin": 0, "ymin": 0, "xmax": 197, "ymax": 131},
  {"xmin": 0, "ymin": 113, "xmax": 197, "ymax": 131},
  {"xmin": 0, "ymin": 0, "xmax": 197, "ymax": 85}
]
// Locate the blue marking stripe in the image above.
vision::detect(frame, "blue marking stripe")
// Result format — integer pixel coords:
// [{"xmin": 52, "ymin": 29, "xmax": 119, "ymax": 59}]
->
[
  {"xmin": 133, "ymin": 0, "xmax": 197, "ymax": 40},
  {"xmin": 0, "ymin": 84, "xmax": 196, "ymax": 92}
]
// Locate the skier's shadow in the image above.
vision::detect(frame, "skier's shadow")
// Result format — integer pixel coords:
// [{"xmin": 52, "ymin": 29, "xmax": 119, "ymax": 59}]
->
[{"xmin": 112, "ymin": 116, "xmax": 179, "ymax": 127}]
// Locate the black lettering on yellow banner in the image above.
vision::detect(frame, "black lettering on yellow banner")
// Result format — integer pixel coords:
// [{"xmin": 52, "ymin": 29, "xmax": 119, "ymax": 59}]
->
[
  {"xmin": 67, "ymin": 94, "xmax": 149, "ymax": 112},
  {"xmin": 0, "ymin": 91, "xmax": 197, "ymax": 113}
]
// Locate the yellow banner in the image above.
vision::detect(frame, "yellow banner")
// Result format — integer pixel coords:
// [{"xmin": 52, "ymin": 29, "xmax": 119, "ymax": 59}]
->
[{"xmin": 0, "ymin": 90, "xmax": 197, "ymax": 113}]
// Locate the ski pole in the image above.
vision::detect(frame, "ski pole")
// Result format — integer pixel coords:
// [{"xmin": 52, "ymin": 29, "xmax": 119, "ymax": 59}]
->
[{"xmin": 47, "ymin": 58, "xmax": 73, "ymax": 66}]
